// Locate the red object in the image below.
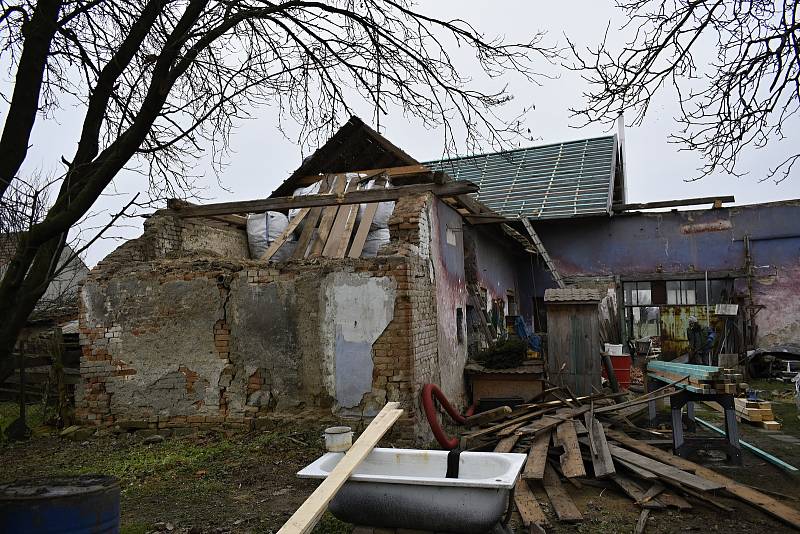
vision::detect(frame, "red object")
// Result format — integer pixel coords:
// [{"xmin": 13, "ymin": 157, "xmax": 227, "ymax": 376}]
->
[
  {"xmin": 421, "ymin": 383, "xmax": 476, "ymax": 449},
  {"xmin": 602, "ymin": 354, "xmax": 633, "ymax": 389}
]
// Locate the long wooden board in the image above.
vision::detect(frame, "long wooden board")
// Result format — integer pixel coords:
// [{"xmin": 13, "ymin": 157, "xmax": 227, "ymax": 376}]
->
[
  {"xmin": 322, "ymin": 175, "xmax": 362, "ymax": 257},
  {"xmin": 542, "ymin": 463, "xmax": 583, "ymax": 522},
  {"xmin": 291, "ymin": 176, "xmax": 334, "ymax": 259},
  {"xmin": 604, "ymin": 429, "xmax": 800, "ymax": 530},
  {"xmin": 584, "ymin": 414, "xmax": 615, "ymax": 478},
  {"xmin": 556, "ymin": 421, "xmax": 586, "ymax": 478},
  {"xmin": 612, "ymin": 474, "xmax": 665, "ymax": 510},
  {"xmin": 261, "ymin": 208, "xmax": 309, "ymax": 261},
  {"xmin": 514, "ymin": 478, "xmax": 548, "ymax": 528},
  {"xmin": 494, "ymin": 434, "xmax": 520, "ymax": 453},
  {"xmin": 177, "ymin": 181, "xmax": 478, "ymax": 218},
  {"xmin": 348, "ymin": 175, "xmax": 388, "ymax": 258},
  {"xmin": 278, "ymin": 403, "xmax": 402, "ymax": 533},
  {"xmin": 310, "ymin": 175, "xmax": 347, "ymax": 256},
  {"xmin": 606, "ymin": 442, "xmax": 723, "ymax": 492},
  {"xmin": 522, "ymin": 429, "xmax": 551, "ymax": 480}
]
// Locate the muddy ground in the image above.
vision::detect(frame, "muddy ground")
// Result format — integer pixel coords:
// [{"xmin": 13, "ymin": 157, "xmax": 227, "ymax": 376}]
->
[{"xmin": 1, "ymin": 379, "xmax": 799, "ymax": 534}]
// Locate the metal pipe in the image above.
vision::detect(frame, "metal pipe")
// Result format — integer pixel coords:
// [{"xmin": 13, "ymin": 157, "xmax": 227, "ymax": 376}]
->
[{"xmin": 705, "ymin": 270, "xmax": 710, "ymax": 327}]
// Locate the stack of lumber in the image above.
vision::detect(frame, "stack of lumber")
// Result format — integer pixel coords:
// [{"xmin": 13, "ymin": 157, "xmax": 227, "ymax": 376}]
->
[
  {"xmin": 704, "ymin": 398, "xmax": 782, "ymax": 430},
  {"xmin": 647, "ymin": 361, "xmax": 744, "ymax": 394},
  {"xmin": 734, "ymin": 398, "xmax": 781, "ymax": 429},
  {"xmin": 457, "ymin": 383, "xmax": 800, "ymax": 533}
]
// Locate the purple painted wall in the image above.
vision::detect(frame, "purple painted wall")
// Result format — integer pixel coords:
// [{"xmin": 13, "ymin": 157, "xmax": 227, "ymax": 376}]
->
[{"xmin": 530, "ymin": 199, "xmax": 800, "ymax": 346}]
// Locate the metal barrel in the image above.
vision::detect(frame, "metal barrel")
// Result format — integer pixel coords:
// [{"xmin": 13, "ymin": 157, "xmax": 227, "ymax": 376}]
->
[{"xmin": 0, "ymin": 475, "xmax": 120, "ymax": 534}]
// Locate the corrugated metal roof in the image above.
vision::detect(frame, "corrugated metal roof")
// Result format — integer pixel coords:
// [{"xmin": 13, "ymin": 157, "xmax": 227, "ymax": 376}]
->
[
  {"xmin": 426, "ymin": 135, "xmax": 618, "ymax": 220},
  {"xmin": 544, "ymin": 287, "xmax": 603, "ymax": 302}
]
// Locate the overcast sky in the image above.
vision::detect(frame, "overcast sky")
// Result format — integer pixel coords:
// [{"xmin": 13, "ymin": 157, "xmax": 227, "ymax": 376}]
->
[{"xmin": 9, "ymin": 1, "xmax": 800, "ymax": 266}]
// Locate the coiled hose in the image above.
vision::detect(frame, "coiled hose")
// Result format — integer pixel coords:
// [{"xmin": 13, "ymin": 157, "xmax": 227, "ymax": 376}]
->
[{"xmin": 421, "ymin": 383, "xmax": 476, "ymax": 449}]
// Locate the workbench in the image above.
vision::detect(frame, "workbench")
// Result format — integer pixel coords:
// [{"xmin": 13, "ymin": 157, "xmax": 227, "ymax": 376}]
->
[{"xmin": 647, "ymin": 373, "xmax": 742, "ymax": 465}]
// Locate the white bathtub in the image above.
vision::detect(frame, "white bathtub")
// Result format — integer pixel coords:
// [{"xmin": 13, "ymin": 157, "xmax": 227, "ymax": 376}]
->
[{"xmin": 298, "ymin": 448, "xmax": 526, "ymax": 533}]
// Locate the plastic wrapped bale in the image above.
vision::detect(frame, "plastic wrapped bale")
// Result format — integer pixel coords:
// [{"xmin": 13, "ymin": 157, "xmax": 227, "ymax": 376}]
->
[
  {"xmin": 357, "ymin": 178, "xmax": 394, "ymax": 230},
  {"xmin": 246, "ymin": 211, "xmax": 289, "ymax": 258},
  {"xmin": 361, "ymin": 228, "xmax": 390, "ymax": 257}
]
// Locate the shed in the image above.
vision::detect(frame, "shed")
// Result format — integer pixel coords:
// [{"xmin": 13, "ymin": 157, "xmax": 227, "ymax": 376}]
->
[{"xmin": 544, "ymin": 287, "xmax": 603, "ymax": 395}]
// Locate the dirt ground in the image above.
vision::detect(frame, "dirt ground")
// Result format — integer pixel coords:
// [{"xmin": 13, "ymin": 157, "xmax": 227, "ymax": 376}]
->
[{"xmin": 1, "ymin": 379, "xmax": 799, "ymax": 534}]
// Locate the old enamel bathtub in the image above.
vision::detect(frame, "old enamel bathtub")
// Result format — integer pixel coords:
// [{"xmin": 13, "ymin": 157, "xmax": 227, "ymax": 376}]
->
[{"xmin": 298, "ymin": 448, "xmax": 526, "ymax": 533}]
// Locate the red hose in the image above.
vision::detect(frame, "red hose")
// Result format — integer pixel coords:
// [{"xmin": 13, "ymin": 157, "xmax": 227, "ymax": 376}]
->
[{"xmin": 421, "ymin": 383, "xmax": 476, "ymax": 449}]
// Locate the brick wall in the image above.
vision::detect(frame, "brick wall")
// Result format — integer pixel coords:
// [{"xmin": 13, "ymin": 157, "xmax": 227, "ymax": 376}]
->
[{"xmin": 77, "ymin": 193, "xmax": 457, "ymax": 444}]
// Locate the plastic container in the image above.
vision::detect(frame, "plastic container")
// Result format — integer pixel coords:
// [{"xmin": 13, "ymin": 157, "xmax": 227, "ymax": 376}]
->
[
  {"xmin": 604, "ymin": 343, "xmax": 623, "ymax": 356},
  {"xmin": 608, "ymin": 354, "xmax": 633, "ymax": 389},
  {"xmin": 324, "ymin": 426, "xmax": 353, "ymax": 452},
  {"xmin": 0, "ymin": 475, "xmax": 120, "ymax": 534}
]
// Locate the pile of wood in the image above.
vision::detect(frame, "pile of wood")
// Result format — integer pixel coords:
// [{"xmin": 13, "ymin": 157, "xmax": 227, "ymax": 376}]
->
[
  {"xmin": 457, "ymin": 383, "xmax": 800, "ymax": 533},
  {"xmin": 704, "ymin": 398, "xmax": 782, "ymax": 430},
  {"xmin": 647, "ymin": 361, "xmax": 745, "ymax": 394}
]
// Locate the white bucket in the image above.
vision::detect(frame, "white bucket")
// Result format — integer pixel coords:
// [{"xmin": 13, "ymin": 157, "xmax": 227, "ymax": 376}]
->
[{"xmin": 324, "ymin": 426, "xmax": 353, "ymax": 452}]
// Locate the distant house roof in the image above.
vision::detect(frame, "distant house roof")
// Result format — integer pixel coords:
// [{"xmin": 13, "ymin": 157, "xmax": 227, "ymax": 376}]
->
[
  {"xmin": 544, "ymin": 287, "xmax": 603, "ymax": 303},
  {"xmin": 271, "ymin": 116, "xmax": 419, "ymax": 197},
  {"xmin": 426, "ymin": 135, "xmax": 624, "ymax": 220}
]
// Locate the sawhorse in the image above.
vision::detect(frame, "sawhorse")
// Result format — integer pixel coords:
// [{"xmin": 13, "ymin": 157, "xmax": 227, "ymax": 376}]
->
[{"xmin": 647, "ymin": 375, "xmax": 742, "ymax": 465}]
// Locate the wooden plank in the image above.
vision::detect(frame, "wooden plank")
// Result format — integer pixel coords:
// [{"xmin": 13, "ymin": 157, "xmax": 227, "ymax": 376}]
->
[
  {"xmin": 322, "ymin": 175, "xmax": 362, "ymax": 257},
  {"xmin": 514, "ymin": 478, "xmax": 549, "ymax": 528},
  {"xmin": 614, "ymin": 458, "xmax": 658, "ymax": 480},
  {"xmin": 556, "ymin": 421, "xmax": 586, "ymax": 479},
  {"xmin": 606, "ymin": 443, "xmax": 723, "ymax": 491},
  {"xmin": 494, "ymin": 434, "xmax": 520, "ymax": 453},
  {"xmin": 522, "ymin": 429, "xmax": 551, "ymax": 480},
  {"xmin": 584, "ymin": 414, "xmax": 615, "ymax": 479},
  {"xmin": 260, "ymin": 208, "xmax": 309, "ymax": 261},
  {"xmin": 637, "ymin": 482, "xmax": 665, "ymax": 505},
  {"xmin": 291, "ymin": 207, "xmax": 322, "ymax": 259},
  {"xmin": 176, "ymin": 181, "xmax": 479, "ymax": 218},
  {"xmin": 464, "ymin": 406, "xmax": 512, "ymax": 428},
  {"xmin": 291, "ymin": 176, "xmax": 334, "ymax": 260},
  {"xmin": 616, "ymin": 195, "xmax": 735, "ymax": 211},
  {"xmin": 347, "ymin": 175, "xmax": 388, "ymax": 258},
  {"xmin": 612, "ymin": 474, "xmax": 665, "ymax": 510},
  {"xmin": 542, "ymin": 463, "xmax": 583, "ymax": 522},
  {"xmin": 278, "ymin": 403, "xmax": 402, "ymax": 533},
  {"xmin": 634, "ymin": 508, "xmax": 650, "ymax": 534},
  {"xmin": 604, "ymin": 429, "xmax": 800, "ymax": 530},
  {"xmin": 310, "ymin": 175, "xmax": 347, "ymax": 256},
  {"xmin": 657, "ymin": 491, "xmax": 692, "ymax": 510},
  {"xmin": 460, "ymin": 406, "xmax": 559, "ymax": 447},
  {"xmin": 593, "ymin": 377, "xmax": 688, "ymax": 414}
]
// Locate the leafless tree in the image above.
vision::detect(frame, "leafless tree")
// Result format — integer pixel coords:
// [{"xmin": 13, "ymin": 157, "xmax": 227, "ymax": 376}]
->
[
  {"xmin": 0, "ymin": 0, "xmax": 557, "ymax": 377},
  {"xmin": 569, "ymin": 0, "xmax": 799, "ymax": 182}
]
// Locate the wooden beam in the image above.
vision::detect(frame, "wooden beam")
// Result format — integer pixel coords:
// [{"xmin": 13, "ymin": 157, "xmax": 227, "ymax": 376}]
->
[
  {"xmin": 614, "ymin": 195, "xmax": 735, "ymax": 212},
  {"xmin": 514, "ymin": 478, "xmax": 549, "ymax": 528},
  {"xmin": 278, "ymin": 403, "xmax": 402, "ymax": 533},
  {"xmin": 494, "ymin": 434, "xmax": 520, "ymax": 453},
  {"xmin": 322, "ymin": 176, "xmax": 361, "ymax": 257},
  {"xmin": 522, "ymin": 428, "xmax": 551, "ymax": 481},
  {"xmin": 347, "ymin": 175, "xmax": 388, "ymax": 258},
  {"xmin": 260, "ymin": 208, "xmax": 309, "ymax": 261},
  {"xmin": 556, "ymin": 421, "xmax": 586, "ymax": 479},
  {"xmin": 463, "ymin": 406, "xmax": 512, "ymax": 427},
  {"xmin": 605, "ymin": 442, "xmax": 723, "ymax": 492},
  {"xmin": 292, "ymin": 164, "xmax": 433, "ymax": 187},
  {"xmin": 604, "ymin": 429, "xmax": 800, "ymax": 530},
  {"xmin": 543, "ymin": 463, "xmax": 583, "ymax": 522},
  {"xmin": 174, "ymin": 181, "xmax": 479, "ymax": 218},
  {"xmin": 584, "ymin": 414, "xmax": 615, "ymax": 479}
]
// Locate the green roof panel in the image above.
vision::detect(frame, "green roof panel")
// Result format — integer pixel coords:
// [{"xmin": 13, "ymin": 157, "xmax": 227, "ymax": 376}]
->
[{"xmin": 426, "ymin": 135, "xmax": 617, "ymax": 219}]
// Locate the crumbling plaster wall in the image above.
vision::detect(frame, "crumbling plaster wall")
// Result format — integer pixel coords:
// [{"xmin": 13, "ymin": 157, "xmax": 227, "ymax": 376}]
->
[{"xmin": 77, "ymin": 194, "xmax": 459, "ymax": 443}]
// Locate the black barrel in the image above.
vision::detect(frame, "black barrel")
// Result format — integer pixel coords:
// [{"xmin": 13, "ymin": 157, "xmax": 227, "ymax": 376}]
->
[{"xmin": 0, "ymin": 475, "xmax": 120, "ymax": 533}]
